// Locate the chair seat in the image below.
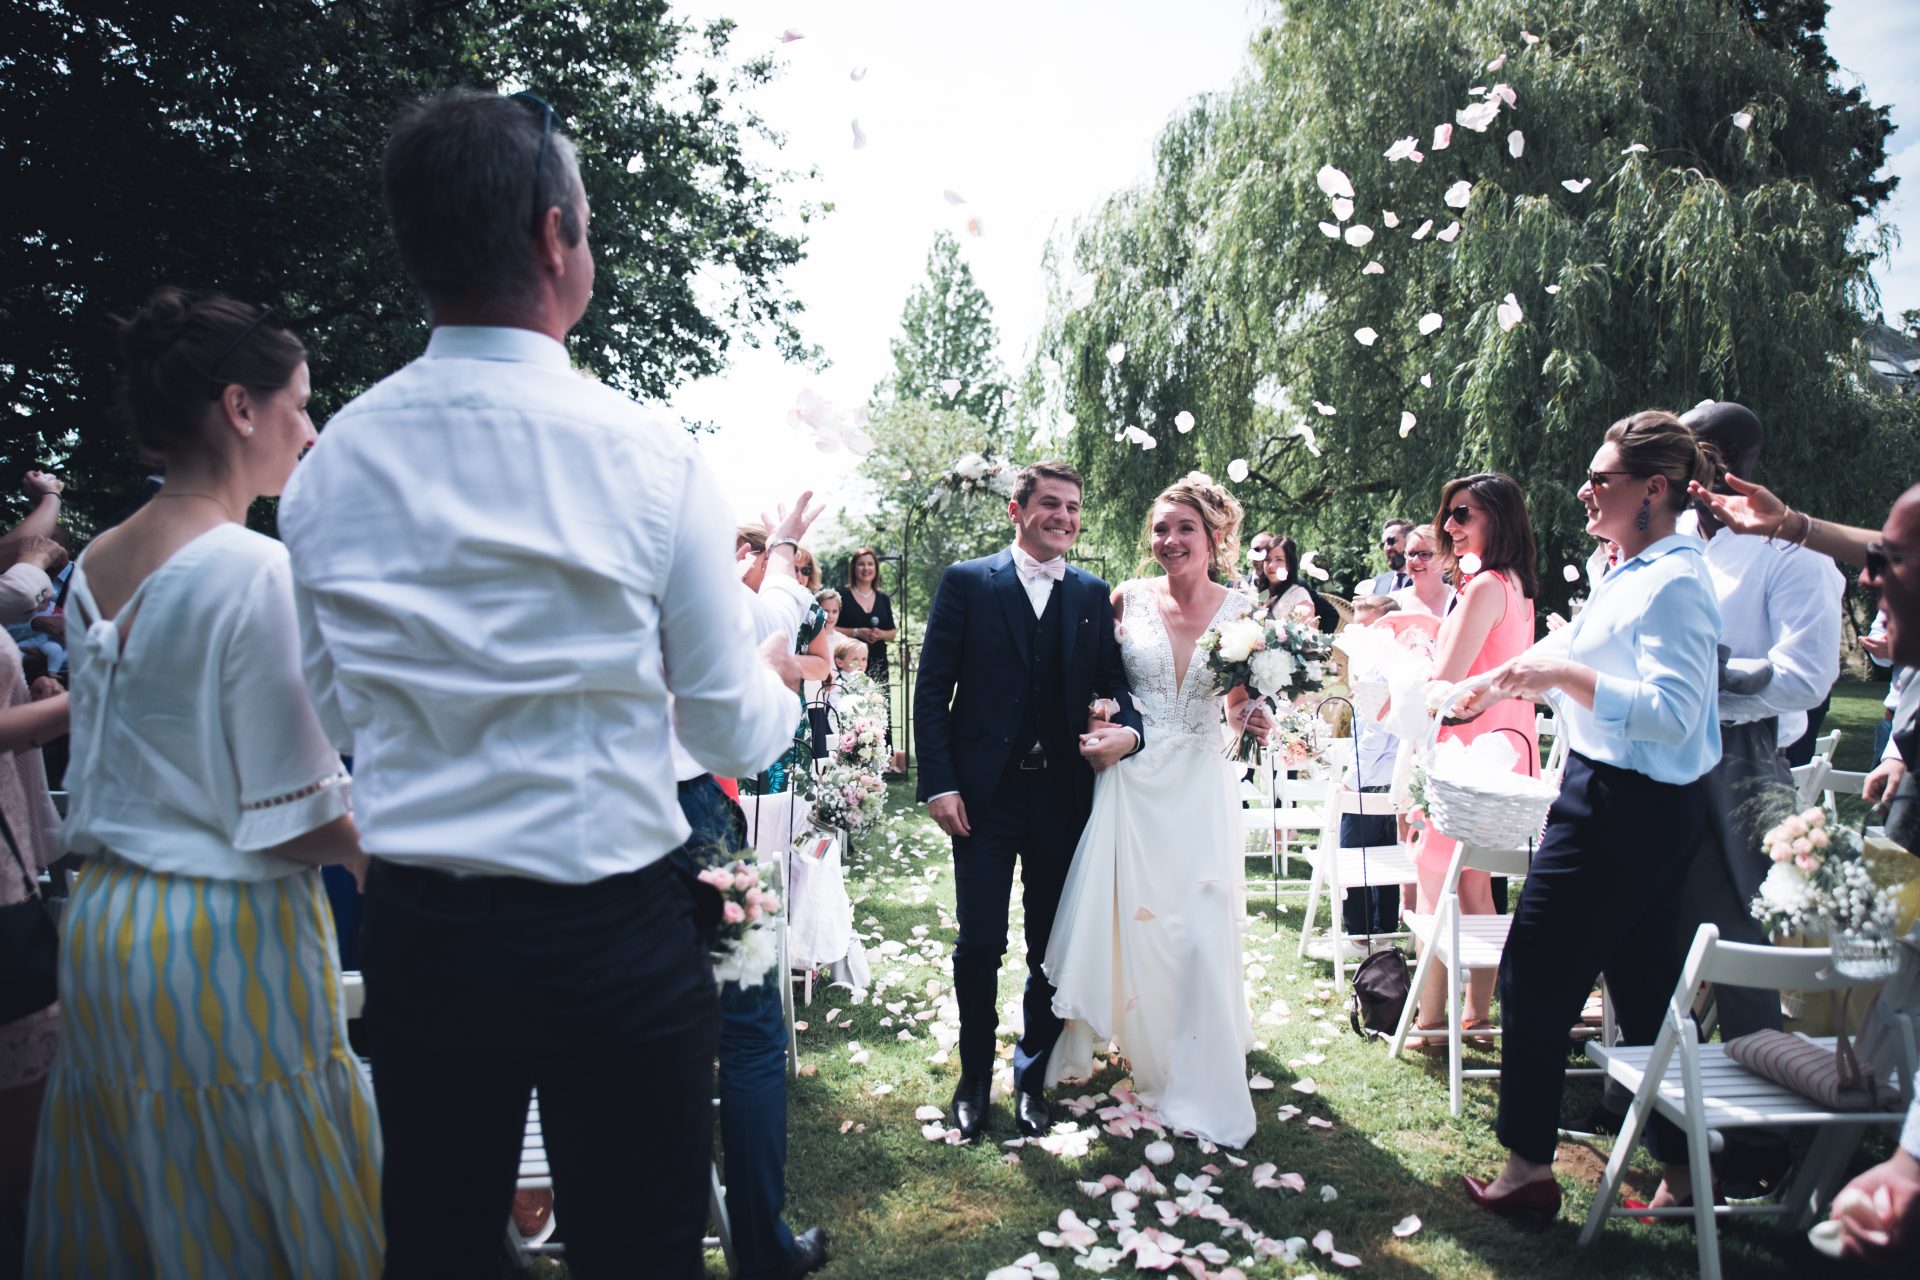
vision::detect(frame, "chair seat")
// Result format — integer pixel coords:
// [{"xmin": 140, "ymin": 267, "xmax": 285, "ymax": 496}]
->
[
  {"xmin": 1316, "ymin": 845, "xmax": 1417, "ymax": 887},
  {"xmin": 1586, "ymin": 1040, "xmax": 1912, "ymax": 1130},
  {"xmin": 1403, "ymin": 911, "xmax": 1511, "ymax": 969}
]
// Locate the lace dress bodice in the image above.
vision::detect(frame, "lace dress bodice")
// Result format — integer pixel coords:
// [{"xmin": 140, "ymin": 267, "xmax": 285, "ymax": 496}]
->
[{"xmin": 1118, "ymin": 581, "xmax": 1253, "ymax": 765}]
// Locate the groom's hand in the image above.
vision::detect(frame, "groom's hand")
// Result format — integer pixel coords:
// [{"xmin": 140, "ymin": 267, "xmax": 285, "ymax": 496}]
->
[
  {"xmin": 1079, "ymin": 724, "xmax": 1135, "ymax": 772},
  {"xmin": 929, "ymin": 793, "xmax": 971, "ymax": 838}
]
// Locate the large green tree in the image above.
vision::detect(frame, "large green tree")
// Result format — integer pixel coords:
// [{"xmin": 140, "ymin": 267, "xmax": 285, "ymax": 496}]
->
[
  {"xmin": 1, "ymin": 0, "xmax": 819, "ymax": 533},
  {"xmin": 879, "ymin": 231, "xmax": 1011, "ymax": 427},
  {"xmin": 1035, "ymin": 0, "xmax": 1914, "ymax": 606}
]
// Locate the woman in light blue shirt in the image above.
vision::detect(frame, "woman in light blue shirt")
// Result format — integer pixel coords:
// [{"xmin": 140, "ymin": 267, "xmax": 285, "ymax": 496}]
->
[{"xmin": 1457, "ymin": 410, "xmax": 1723, "ymax": 1222}]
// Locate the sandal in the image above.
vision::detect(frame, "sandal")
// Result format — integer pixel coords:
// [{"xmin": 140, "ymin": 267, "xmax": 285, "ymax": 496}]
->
[
  {"xmin": 1410, "ymin": 1022, "xmax": 1449, "ymax": 1056},
  {"xmin": 1463, "ymin": 1018, "xmax": 1496, "ymax": 1049}
]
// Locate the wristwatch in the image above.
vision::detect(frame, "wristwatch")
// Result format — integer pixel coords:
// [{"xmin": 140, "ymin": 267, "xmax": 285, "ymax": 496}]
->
[{"xmin": 767, "ymin": 536, "xmax": 801, "ymax": 555}]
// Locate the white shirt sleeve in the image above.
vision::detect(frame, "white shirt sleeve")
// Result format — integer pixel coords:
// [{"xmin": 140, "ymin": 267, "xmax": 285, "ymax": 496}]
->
[
  {"xmin": 293, "ymin": 581, "xmax": 353, "ymax": 755},
  {"xmin": 223, "ymin": 555, "xmax": 353, "ymax": 851},
  {"xmin": 750, "ymin": 573, "xmax": 812, "ymax": 644},
  {"xmin": 1717, "ymin": 552, "xmax": 1843, "ymax": 725},
  {"xmin": 660, "ymin": 453, "xmax": 800, "ymax": 777},
  {"xmin": 1589, "ymin": 569, "xmax": 1720, "ymax": 747}
]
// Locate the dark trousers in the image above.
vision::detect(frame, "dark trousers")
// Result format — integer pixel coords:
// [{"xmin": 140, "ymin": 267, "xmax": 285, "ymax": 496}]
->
[
  {"xmin": 1684, "ymin": 719, "xmax": 1789, "ymax": 1041},
  {"xmin": 673, "ymin": 775, "xmax": 799, "ymax": 1280},
  {"xmin": 951, "ymin": 763, "xmax": 1078, "ymax": 1093},
  {"xmin": 1496, "ymin": 753, "xmax": 1708, "ymax": 1165},
  {"xmin": 1337, "ymin": 796, "xmax": 1401, "ymax": 937},
  {"xmin": 362, "ymin": 855, "xmax": 718, "ymax": 1279}
]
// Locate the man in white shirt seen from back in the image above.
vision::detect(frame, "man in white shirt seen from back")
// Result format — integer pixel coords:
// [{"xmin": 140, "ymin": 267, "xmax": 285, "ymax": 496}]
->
[{"xmin": 279, "ymin": 88, "xmax": 801, "ymax": 1280}]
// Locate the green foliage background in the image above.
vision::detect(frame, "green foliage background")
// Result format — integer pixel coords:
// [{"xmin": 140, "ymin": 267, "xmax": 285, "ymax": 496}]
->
[
  {"xmin": 1030, "ymin": 0, "xmax": 1916, "ymax": 610},
  {"xmin": 1, "ymin": 0, "xmax": 818, "ymax": 533}
]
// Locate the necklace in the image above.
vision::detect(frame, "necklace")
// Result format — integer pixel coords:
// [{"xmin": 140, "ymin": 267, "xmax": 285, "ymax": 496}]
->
[{"xmin": 153, "ymin": 491, "xmax": 239, "ymax": 522}]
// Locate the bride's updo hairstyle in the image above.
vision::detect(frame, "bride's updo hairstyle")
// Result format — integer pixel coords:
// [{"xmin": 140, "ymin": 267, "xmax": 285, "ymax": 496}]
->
[
  {"xmin": 116, "ymin": 287, "xmax": 305, "ymax": 466},
  {"xmin": 1145, "ymin": 471, "xmax": 1244, "ymax": 582}
]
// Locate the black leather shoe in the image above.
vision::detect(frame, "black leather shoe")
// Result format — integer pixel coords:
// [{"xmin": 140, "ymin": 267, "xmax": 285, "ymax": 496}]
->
[
  {"xmin": 950, "ymin": 1077, "xmax": 990, "ymax": 1141},
  {"xmin": 1016, "ymin": 1090, "xmax": 1052, "ymax": 1138},
  {"xmin": 781, "ymin": 1225, "xmax": 829, "ymax": 1278}
]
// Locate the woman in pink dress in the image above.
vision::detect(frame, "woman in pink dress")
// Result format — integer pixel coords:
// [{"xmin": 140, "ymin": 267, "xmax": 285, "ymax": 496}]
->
[{"xmin": 1409, "ymin": 473, "xmax": 1540, "ymax": 1044}]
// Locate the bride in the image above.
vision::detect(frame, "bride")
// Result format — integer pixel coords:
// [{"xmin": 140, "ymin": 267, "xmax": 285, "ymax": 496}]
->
[{"xmin": 1044, "ymin": 472, "xmax": 1262, "ymax": 1147}]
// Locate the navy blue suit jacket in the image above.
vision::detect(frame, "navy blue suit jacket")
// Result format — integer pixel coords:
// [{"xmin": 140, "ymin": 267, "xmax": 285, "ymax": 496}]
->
[{"xmin": 913, "ymin": 549, "xmax": 1143, "ymax": 822}]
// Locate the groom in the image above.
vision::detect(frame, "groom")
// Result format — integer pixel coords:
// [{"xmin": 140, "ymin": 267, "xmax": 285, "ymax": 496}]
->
[{"xmin": 915, "ymin": 460, "xmax": 1144, "ymax": 1140}]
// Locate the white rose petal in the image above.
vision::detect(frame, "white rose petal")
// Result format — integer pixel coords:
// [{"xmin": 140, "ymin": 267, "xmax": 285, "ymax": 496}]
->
[
  {"xmin": 851, "ymin": 119, "xmax": 868, "ymax": 150},
  {"xmin": 626, "ymin": 154, "xmax": 645, "ymax": 174},
  {"xmin": 1488, "ymin": 53, "xmax": 1507, "ymax": 71},
  {"xmin": 1318, "ymin": 221, "xmax": 1342, "ymax": 239},
  {"xmin": 1174, "ymin": 410, "xmax": 1195, "ymax": 433},
  {"xmin": 1143, "ymin": 1140, "xmax": 1176, "ymax": 1166},
  {"xmin": 1313, "ymin": 400, "xmax": 1337, "ymax": 416},
  {"xmin": 1496, "ymin": 292, "xmax": 1524, "ymax": 332},
  {"xmin": 1344, "ymin": 224, "xmax": 1375, "ymax": 247},
  {"xmin": 1563, "ymin": 563, "xmax": 1581, "ymax": 582},
  {"xmin": 1394, "ymin": 1214, "xmax": 1423, "ymax": 1237},
  {"xmin": 1732, "ymin": 111, "xmax": 1754, "ymax": 131},
  {"xmin": 1437, "ymin": 221, "xmax": 1461, "ymax": 242},
  {"xmin": 1106, "ymin": 342, "xmax": 1126, "ymax": 367},
  {"xmin": 939, "ymin": 377, "xmax": 963, "ymax": 398},
  {"xmin": 1227, "ymin": 458, "xmax": 1249, "ymax": 483},
  {"xmin": 1411, "ymin": 219, "xmax": 1433, "ymax": 240},
  {"xmin": 1316, "ymin": 164, "xmax": 1355, "ymax": 200},
  {"xmin": 1522, "ymin": 30, "xmax": 1541, "ymax": 45},
  {"xmin": 1362, "ymin": 260, "xmax": 1385, "ymax": 275},
  {"xmin": 1623, "ymin": 142, "xmax": 1650, "ymax": 154},
  {"xmin": 1420, "ymin": 372, "xmax": 1433, "ymax": 387},
  {"xmin": 942, "ymin": 189, "xmax": 967, "ymax": 205},
  {"xmin": 1444, "ymin": 180, "xmax": 1473, "ymax": 208},
  {"xmin": 1399, "ymin": 411, "xmax": 1417, "ymax": 437},
  {"xmin": 1292, "ymin": 1077, "xmax": 1318, "ymax": 1094},
  {"xmin": 1457, "ymin": 553, "xmax": 1483, "ymax": 575},
  {"xmin": 1492, "ymin": 83, "xmax": 1517, "ymax": 107},
  {"xmin": 1456, "ymin": 100, "xmax": 1500, "ymax": 132},
  {"xmin": 1508, "ymin": 129, "xmax": 1525, "ymax": 158},
  {"xmin": 1330, "ymin": 196, "xmax": 1354, "ymax": 222},
  {"xmin": 1384, "ymin": 136, "xmax": 1422, "ymax": 163},
  {"xmin": 1417, "ymin": 312, "xmax": 1443, "ymax": 335},
  {"xmin": 849, "ymin": 66, "xmax": 868, "ymax": 80},
  {"xmin": 1562, "ymin": 178, "xmax": 1592, "ymax": 193},
  {"xmin": 1546, "ymin": 284, "xmax": 1561, "ymax": 294},
  {"xmin": 1382, "ymin": 210, "xmax": 1400, "ymax": 227},
  {"xmin": 1354, "ymin": 326, "xmax": 1378, "ymax": 346},
  {"xmin": 1432, "ymin": 122, "xmax": 1453, "ymax": 150}
]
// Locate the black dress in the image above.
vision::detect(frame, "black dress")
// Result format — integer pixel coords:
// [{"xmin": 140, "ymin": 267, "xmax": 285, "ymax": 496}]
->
[{"xmin": 839, "ymin": 588, "xmax": 895, "ymax": 683}]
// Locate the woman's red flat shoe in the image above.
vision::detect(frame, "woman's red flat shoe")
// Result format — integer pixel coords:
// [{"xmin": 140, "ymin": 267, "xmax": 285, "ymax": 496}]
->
[{"xmin": 1463, "ymin": 1174, "xmax": 1562, "ymax": 1220}]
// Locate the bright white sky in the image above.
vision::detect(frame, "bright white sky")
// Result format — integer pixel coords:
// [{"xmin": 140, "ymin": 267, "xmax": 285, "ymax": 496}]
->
[{"xmin": 666, "ymin": 0, "xmax": 1919, "ymax": 527}]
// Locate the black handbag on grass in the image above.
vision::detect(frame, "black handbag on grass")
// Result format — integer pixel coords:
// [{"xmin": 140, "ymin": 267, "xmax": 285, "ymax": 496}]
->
[
  {"xmin": 0, "ymin": 809, "xmax": 58, "ymax": 1023},
  {"xmin": 1349, "ymin": 947, "xmax": 1410, "ymax": 1039}
]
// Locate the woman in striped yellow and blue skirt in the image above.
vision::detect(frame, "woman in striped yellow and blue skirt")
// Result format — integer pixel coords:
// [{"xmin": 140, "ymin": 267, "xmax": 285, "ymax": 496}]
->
[{"xmin": 26, "ymin": 291, "xmax": 381, "ymax": 1276}]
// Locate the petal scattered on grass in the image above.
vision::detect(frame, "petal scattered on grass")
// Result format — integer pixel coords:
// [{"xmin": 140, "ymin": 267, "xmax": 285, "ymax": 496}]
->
[
  {"xmin": 1307, "ymin": 1115, "xmax": 1335, "ymax": 1129},
  {"xmin": 1143, "ymin": 1140, "xmax": 1176, "ymax": 1166},
  {"xmin": 1292, "ymin": 1076, "xmax": 1320, "ymax": 1093},
  {"xmin": 1321, "ymin": 1184, "xmax": 1339, "ymax": 1202},
  {"xmin": 1278, "ymin": 1171, "xmax": 1306, "ymax": 1191},
  {"xmin": 1522, "ymin": 29, "xmax": 1541, "ymax": 44},
  {"xmin": 1249, "ymin": 1073, "xmax": 1276, "ymax": 1089},
  {"xmin": 1393, "ymin": 1214, "xmax": 1423, "ymax": 1238}
]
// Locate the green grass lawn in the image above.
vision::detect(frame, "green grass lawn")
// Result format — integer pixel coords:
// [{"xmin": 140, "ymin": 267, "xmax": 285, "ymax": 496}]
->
[{"xmin": 750, "ymin": 779, "xmax": 1885, "ymax": 1279}]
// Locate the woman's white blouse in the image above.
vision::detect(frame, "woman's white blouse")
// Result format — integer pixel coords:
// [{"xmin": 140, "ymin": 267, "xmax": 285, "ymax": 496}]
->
[
  {"xmin": 64, "ymin": 524, "xmax": 350, "ymax": 879},
  {"xmin": 1528, "ymin": 534, "xmax": 1722, "ymax": 785}
]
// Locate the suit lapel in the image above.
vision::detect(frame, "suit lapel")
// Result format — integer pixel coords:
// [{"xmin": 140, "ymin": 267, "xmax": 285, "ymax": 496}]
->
[{"xmin": 991, "ymin": 551, "xmax": 1033, "ymax": 667}]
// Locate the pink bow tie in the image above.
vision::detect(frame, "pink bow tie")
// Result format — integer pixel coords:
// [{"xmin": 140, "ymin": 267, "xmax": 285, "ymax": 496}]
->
[{"xmin": 1014, "ymin": 550, "xmax": 1065, "ymax": 583}]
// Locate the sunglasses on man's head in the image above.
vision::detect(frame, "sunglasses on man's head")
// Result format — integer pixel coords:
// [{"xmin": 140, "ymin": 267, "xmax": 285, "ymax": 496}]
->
[
  {"xmin": 1865, "ymin": 541, "xmax": 1908, "ymax": 580},
  {"xmin": 510, "ymin": 91, "xmax": 555, "ymax": 232}
]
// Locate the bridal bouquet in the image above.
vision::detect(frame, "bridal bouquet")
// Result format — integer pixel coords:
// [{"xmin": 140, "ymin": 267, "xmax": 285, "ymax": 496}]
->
[
  {"xmin": 1751, "ymin": 804, "xmax": 1897, "ymax": 941},
  {"xmin": 830, "ymin": 673, "xmax": 889, "ymax": 771},
  {"xmin": 926, "ymin": 451, "xmax": 1017, "ymax": 512},
  {"xmin": 806, "ymin": 758, "xmax": 888, "ymax": 834},
  {"xmin": 1197, "ymin": 604, "xmax": 1333, "ymax": 761},
  {"xmin": 697, "ymin": 860, "xmax": 783, "ymax": 986}
]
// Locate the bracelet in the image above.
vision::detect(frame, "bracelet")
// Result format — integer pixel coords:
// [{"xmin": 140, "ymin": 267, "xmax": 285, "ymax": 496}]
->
[
  {"xmin": 767, "ymin": 536, "xmax": 800, "ymax": 555},
  {"xmin": 1793, "ymin": 511, "xmax": 1815, "ymax": 547},
  {"xmin": 1767, "ymin": 508, "xmax": 1796, "ymax": 545}
]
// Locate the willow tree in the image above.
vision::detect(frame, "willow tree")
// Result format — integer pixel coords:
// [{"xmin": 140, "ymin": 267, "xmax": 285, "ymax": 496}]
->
[{"xmin": 1034, "ymin": 0, "xmax": 1912, "ymax": 602}]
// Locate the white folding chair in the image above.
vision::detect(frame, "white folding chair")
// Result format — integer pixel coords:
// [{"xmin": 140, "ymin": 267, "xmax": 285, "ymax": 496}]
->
[
  {"xmin": 1789, "ymin": 758, "xmax": 1832, "ymax": 808},
  {"xmin": 1387, "ymin": 839, "xmax": 1532, "ymax": 1115},
  {"xmin": 1581, "ymin": 925, "xmax": 1917, "ymax": 1280},
  {"xmin": 1295, "ymin": 787, "xmax": 1416, "ymax": 984},
  {"xmin": 1243, "ymin": 752, "xmax": 1324, "ymax": 910}
]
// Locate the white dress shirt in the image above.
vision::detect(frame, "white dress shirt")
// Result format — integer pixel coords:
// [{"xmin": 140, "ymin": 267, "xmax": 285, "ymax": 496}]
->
[
  {"xmin": 1389, "ymin": 584, "xmax": 1455, "ymax": 618},
  {"xmin": 1527, "ymin": 534, "xmax": 1722, "ymax": 785},
  {"xmin": 1010, "ymin": 543, "xmax": 1064, "ymax": 616},
  {"xmin": 64, "ymin": 526, "xmax": 350, "ymax": 879},
  {"xmin": 280, "ymin": 326, "xmax": 796, "ymax": 883},
  {"xmin": 1692, "ymin": 521, "xmax": 1843, "ymax": 742},
  {"xmin": 1364, "ymin": 569, "xmax": 1409, "ymax": 595},
  {"xmin": 671, "ymin": 571, "xmax": 814, "ymax": 781}
]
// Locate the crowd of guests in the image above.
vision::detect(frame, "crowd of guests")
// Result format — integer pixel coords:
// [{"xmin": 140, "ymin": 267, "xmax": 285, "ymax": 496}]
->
[{"xmin": 0, "ymin": 79, "xmax": 1915, "ymax": 1280}]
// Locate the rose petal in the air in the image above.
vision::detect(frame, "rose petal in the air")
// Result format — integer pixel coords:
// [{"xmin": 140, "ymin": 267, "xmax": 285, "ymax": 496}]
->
[
  {"xmin": 1563, "ymin": 563, "xmax": 1581, "ymax": 582},
  {"xmin": 1382, "ymin": 210, "xmax": 1400, "ymax": 227},
  {"xmin": 1344, "ymin": 224, "xmax": 1374, "ymax": 247},
  {"xmin": 1432, "ymin": 122, "xmax": 1453, "ymax": 150},
  {"xmin": 1353, "ymin": 326, "xmax": 1378, "ymax": 346},
  {"xmin": 1443, "ymin": 179, "xmax": 1472, "ymax": 208},
  {"xmin": 1522, "ymin": 29, "xmax": 1541, "ymax": 44},
  {"xmin": 1384, "ymin": 137, "xmax": 1422, "ymax": 163},
  {"xmin": 1312, "ymin": 400, "xmax": 1337, "ymax": 416},
  {"xmin": 849, "ymin": 66, "xmax": 868, "ymax": 81},
  {"xmin": 1362, "ymin": 260, "xmax": 1385, "ymax": 275},
  {"xmin": 1487, "ymin": 52, "xmax": 1507, "ymax": 72},
  {"xmin": 1175, "ymin": 410, "xmax": 1195, "ymax": 433},
  {"xmin": 850, "ymin": 119, "xmax": 868, "ymax": 150},
  {"xmin": 1106, "ymin": 342, "xmax": 1126, "ymax": 367},
  {"xmin": 1508, "ymin": 130, "xmax": 1525, "ymax": 158},
  {"xmin": 1420, "ymin": 372, "xmax": 1433, "ymax": 387},
  {"xmin": 1411, "ymin": 219, "xmax": 1433, "ymax": 240},
  {"xmin": 1496, "ymin": 292, "xmax": 1523, "ymax": 332},
  {"xmin": 1436, "ymin": 221, "xmax": 1461, "ymax": 242},
  {"xmin": 1316, "ymin": 164, "xmax": 1355, "ymax": 199},
  {"xmin": 1318, "ymin": 221, "xmax": 1341, "ymax": 239},
  {"xmin": 1399, "ymin": 411, "xmax": 1417, "ymax": 438},
  {"xmin": 1330, "ymin": 196, "xmax": 1354, "ymax": 222},
  {"xmin": 1562, "ymin": 178, "xmax": 1592, "ymax": 193},
  {"xmin": 1227, "ymin": 459, "xmax": 1249, "ymax": 483},
  {"xmin": 779, "ymin": 28, "xmax": 805, "ymax": 43},
  {"xmin": 1458, "ymin": 552, "xmax": 1483, "ymax": 575},
  {"xmin": 1417, "ymin": 312, "xmax": 1443, "ymax": 336},
  {"xmin": 1623, "ymin": 142, "xmax": 1650, "ymax": 154},
  {"xmin": 1455, "ymin": 99, "xmax": 1500, "ymax": 132},
  {"xmin": 1732, "ymin": 111, "xmax": 1754, "ymax": 131}
]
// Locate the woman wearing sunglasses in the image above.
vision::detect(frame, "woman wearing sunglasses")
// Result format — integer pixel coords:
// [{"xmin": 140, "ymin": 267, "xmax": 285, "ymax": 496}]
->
[
  {"xmin": 1405, "ymin": 475, "xmax": 1541, "ymax": 1048},
  {"xmin": 1457, "ymin": 410, "xmax": 1722, "ymax": 1221}
]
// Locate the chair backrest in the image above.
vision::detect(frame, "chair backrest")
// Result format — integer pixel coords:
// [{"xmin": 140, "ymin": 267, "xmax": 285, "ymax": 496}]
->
[
  {"xmin": 1459, "ymin": 842, "xmax": 1532, "ymax": 880},
  {"xmin": 1826, "ymin": 769, "xmax": 1872, "ymax": 797},
  {"xmin": 1535, "ymin": 712, "xmax": 1558, "ymax": 741},
  {"xmin": 1811, "ymin": 729, "xmax": 1842, "ymax": 763},
  {"xmin": 1681, "ymin": 923, "xmax": 1862, "ymax": 999},
  {"xmin": 1790, "ymin": 759, "xmax": 1831, "ymax": 808}
]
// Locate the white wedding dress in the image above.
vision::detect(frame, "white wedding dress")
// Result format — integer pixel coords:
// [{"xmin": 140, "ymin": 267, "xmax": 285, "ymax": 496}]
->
[{"xmin": 1043, "ymin": 580, "xmax": 1257, "ymax": 1147}]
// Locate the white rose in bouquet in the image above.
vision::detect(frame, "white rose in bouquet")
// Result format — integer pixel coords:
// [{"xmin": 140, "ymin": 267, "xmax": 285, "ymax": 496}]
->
[
  {"xmin": 1249, "ymin": 647, "xmax": 1297, "ymax": 697},
  {"xmin": 1757, "ymin": 861, "xmax": 1815, "ymax": 916},
  {"xmin": 954, "ymin": 452, "xmax": 989, "ymax": 481},
  {"xmin": 1217, "ymin": 618, "xmax": 1266, "ymax": 663}
]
